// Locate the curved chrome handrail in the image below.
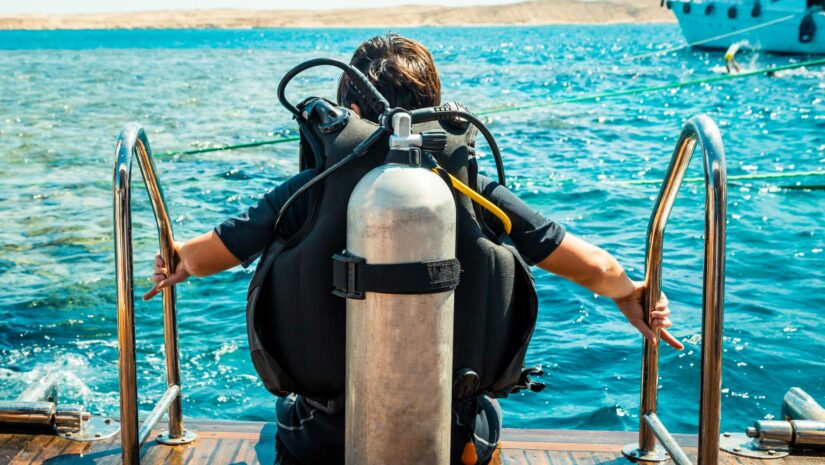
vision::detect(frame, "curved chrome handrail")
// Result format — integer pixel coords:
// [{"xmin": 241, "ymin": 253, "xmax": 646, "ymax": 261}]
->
[
  {"xmin": 113, "ymin": 123, "xmax": 194, "ymax": 465},
  {"xmin": 623, "ymin": 115, "xmax": 727, "ymax": 465}
]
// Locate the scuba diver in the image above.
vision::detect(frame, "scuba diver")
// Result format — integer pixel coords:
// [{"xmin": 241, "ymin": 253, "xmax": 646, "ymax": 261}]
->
[{"xmin": 144, "ymin": 34, "xmax": 682, "ymax": 465}]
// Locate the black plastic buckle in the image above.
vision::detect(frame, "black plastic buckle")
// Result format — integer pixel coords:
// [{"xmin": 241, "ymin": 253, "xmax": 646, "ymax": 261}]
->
[
  {"xmin": 385, "ymin": 147, "xmax": 423, "ymax": 167},
  {"xmin": 332, "ymin": 251, "xmax": 365, "ymax": 300},
  {"xmin": 409, "ymin": 147, "xmax": 422, "ymax": 166},
  {"xmin": 511, "ymin": 366, "xmax": 546, "ymax": 394}
]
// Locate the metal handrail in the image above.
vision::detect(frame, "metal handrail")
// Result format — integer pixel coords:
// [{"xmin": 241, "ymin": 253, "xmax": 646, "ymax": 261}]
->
[
  {"xmin": 113, "ymin": 123, "xmax": 195, "ymax": 465},
  {"xmin": 623, "ymin": 115, "xmax": 727, "ymax": 465}
]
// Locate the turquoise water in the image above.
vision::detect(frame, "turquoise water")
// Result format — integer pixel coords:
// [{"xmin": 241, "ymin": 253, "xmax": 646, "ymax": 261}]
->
[{"xmin": 1, "ymin": 26, "xmax": 823, "ymax": 435}]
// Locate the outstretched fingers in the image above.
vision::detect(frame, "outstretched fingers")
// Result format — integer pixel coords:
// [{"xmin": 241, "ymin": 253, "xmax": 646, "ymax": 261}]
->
[
  {"xmin": 659, "ymin": 329, "xmax": 684, "ymax": 350},
  {"xmin": 142, "ymin": 283, "xmax": 163, "ymax": 301},
  {"xmin": 143, "ymin": 275, "xmax": 175, "ymax": 301}
]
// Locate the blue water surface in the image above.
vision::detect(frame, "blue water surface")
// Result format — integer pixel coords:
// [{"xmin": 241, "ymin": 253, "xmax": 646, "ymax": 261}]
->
[{"xmin": 1, "ymin": 26, "xmax": 823, "ymax": 435}]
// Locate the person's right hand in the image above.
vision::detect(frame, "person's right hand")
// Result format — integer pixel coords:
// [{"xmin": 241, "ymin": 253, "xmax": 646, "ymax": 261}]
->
[
  {"xmin": 613, "ymin": 282, "xmax": 684, "ymax": 350},
  {"xmin": 143, "ymin": 243, "xmax": 189, "ymax": 300}
]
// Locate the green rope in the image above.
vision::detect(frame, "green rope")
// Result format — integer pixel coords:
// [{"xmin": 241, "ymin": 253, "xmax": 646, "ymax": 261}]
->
[
  {"xmin": 613, "ymin": 170, "xmax": 825, "ymax": 186},
  {"xmin": 156, "ymin": 135, "xmax": 300, "ymax": 157},
  {"xmin": 154, "ymin": 57, "xmax": 825, "ymax": 157}
]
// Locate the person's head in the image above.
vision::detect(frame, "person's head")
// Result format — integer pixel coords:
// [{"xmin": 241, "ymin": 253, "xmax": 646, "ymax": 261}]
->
[{"xmin": 337, "ymin": 34, "xmax": 441, "ymax": 123}]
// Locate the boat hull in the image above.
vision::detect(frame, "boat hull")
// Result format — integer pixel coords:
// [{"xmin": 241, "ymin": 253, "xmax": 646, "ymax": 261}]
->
[{"xmin": 670, "ymin": 1, "xmax": 825, "ymax": 54}]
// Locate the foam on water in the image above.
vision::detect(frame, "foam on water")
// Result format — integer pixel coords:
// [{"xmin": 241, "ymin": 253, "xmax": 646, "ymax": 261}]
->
[{"xmin": 0, "ymin": 26, "xmax": 823, "ymax": 432}]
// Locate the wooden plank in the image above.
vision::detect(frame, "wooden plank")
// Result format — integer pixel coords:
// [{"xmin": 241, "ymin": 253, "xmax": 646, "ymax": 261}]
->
[
  {"xmin": 47, "ymin": 437, "xmax": 119, "ymax": 465},
  {"xmin": 501, "ymin": 441, "xmax": 624, "ymax": 453},
  {"xmin": 8, "ymin": 434, "xmax": 57, "ymax": 464},
  {"xmin": 569, "ymin": 451, "xmax": 598, "ymax": 465},
  {"xmin": 547, "ymin": 451, "xmax": 575, "ymax": 465},
  {"xmin": 592, "ymin": 451, "xmax": 624, "ymax": 465},
  {"xmin": 730, "ymin": 452, "xmax": 825, "ymax": 465},
  {"xmin": 140, "ymin": 441, "xmax": 173, "ymax": 465},
  {"xmin": 501, "ymin": 449, "xmax": 530, "ymax": 465},
  {"xmin": 0, "ymin": 436, "xmax": 31, "ymax": 465},
  {"xmin": 185, "ymin": 421, "xmax": 268, "ymax": 434},
  {"xmin": 54, "ymin": 438, "xmax": 98, "ymax": 463},
  {"xmin": 205, "ymin": 439, "xmax": 225, "ymax": 465},
  {"xmin": 232, "ymin": 438, "xmax": 258, "ymax": 465},
  {"xmin": 0, "ymin": 423, "xmax": 823, "ymax": 465},
  {"xmin": 503, "ymin": 428, "xmax": 697, "ymax": 447},
  {"xmin": 90, "ymin": 440, "xmax": 124, "ymax": 465},
  {"xmin": 189, "ymin": 431, "xmax": 259, "ymax": 441},
  {"xmin": 524, "ymin": 449, "xmax": 552, "ymax": 465},
  {"xmin": 184, "ymin": 438, "xmax": 220, "ymax": 465},
  {"xmin": 211, "ymin": 437, "xmax": 245, "ymax": 465}
]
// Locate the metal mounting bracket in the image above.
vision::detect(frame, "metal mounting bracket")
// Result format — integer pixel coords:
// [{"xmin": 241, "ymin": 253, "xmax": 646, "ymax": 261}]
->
[
  {"xmin": 622, "ymin": 443, "xmax": 671, "ymax": 463},
  {"xmin": 719, "ymin": 432, "xmax": 790, "ymax": 459},
  {"xmin": 59, "ymin": 416, "xmax": 121, "ymax": 442}
]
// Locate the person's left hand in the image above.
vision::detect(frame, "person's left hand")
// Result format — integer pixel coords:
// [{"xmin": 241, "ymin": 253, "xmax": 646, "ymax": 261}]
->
[{"xmin": 613, "ymin": 282, "xmax": 684, "ymax": 350}]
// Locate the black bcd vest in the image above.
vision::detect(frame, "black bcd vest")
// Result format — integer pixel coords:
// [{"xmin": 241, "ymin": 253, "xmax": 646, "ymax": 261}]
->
[{"xmin": 246, "ymin": 98, "xmax": 539, "ymax": 401}]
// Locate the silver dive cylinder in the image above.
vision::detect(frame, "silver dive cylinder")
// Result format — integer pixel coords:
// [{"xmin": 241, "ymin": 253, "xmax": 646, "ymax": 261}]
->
[{"xmin": 344, "ymin": 112, "xmax": 456, "ymax": 465}]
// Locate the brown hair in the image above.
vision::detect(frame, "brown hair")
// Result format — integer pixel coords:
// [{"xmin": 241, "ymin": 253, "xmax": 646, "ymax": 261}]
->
[{"xmin": 337, "ymin": 34, "xmax": 441, "ymax": 122}]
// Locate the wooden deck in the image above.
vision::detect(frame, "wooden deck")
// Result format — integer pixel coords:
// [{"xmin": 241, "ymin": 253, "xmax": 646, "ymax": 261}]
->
[{"xmin": 1, "ymin": 420, "xmax": 822, "ymax": 465}]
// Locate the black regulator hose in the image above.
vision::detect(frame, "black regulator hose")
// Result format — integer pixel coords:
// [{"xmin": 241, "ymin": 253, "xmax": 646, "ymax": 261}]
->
[
  {"xmin": 273, "ymin": 58, "xmax": 393, "ymax": 237},
  {"xmin": 273, "ymin": 58, "xmax": 507, "ymax": 236},
  {"xmin": 277, "ymin": 58, "xmax": 390, "ymax": 122},
  {"xmin": 410, "ymin": 107, "xmax": 506, "ymax": 186}
]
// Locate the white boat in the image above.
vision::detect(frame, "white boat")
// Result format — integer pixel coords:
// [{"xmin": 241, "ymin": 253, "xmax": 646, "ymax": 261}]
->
[{"xmin": 668, "ymin": 0, "xmax": 825, "ymax": 54}]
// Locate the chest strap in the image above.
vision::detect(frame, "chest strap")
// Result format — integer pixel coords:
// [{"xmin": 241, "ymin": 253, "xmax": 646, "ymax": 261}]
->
[{"xmin": 332, "ymin": 251, "xmax": 461, "ymax": 300}]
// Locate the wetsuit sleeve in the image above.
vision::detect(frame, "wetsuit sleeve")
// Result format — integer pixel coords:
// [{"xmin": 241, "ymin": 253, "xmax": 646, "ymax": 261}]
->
[
  {"xmin": 214, "ymin": 169, "xmax": 316, "ymax": 267},
  {"xmin": 477, "ymin": 175, "xmax": 566, "ymax": 266}
]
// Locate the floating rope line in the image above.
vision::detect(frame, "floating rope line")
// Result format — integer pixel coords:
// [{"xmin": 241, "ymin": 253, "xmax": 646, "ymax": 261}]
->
[
  {"xmin": 154, "ymin": 57, "xmax": 825, "ymax": 157},
  {"xmin": 477, "ymin": 57, "xmax": 825, "ymax": 115},
  {"xmin": 612, "ymin": 170, "xmax": 825, "ymax": 185},
  {"xmin": 156, "ymin": 135, "xmax": 300, "ymax": 157},
  {"xmin": 625, "ymin": 14, "xmax": 799, "ymax": 60}
]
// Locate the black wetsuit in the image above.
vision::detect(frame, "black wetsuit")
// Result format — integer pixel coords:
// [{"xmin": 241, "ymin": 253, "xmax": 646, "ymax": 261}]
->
[{"xmin": 216, "ymin": 171, "xmax": 566, "ymax": 465}]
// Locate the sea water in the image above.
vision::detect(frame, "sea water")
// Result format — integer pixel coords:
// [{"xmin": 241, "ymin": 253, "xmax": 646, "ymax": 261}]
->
[{"xmin": 0, "ymin": 26, "xmax": 823, "ymax": 434}]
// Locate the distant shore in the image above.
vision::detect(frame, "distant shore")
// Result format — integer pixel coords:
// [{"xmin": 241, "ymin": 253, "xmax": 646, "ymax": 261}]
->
[{"xmin": 0, "ymin": 0, "xmax": 674, "ymax": 30}]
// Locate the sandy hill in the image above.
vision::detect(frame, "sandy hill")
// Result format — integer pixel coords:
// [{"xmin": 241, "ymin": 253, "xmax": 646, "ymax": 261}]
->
[{"xmin": 0, "ymin": 0, "xmax": 674, "ymax": 30}]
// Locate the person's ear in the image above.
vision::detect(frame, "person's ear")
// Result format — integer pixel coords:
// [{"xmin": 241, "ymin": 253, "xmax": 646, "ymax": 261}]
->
[{"xmin": 350, "ymin": 104, "xmax": 361, "ymax": 117}]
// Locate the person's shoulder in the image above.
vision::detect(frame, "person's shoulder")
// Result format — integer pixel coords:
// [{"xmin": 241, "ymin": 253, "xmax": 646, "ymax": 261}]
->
[{"xmin": 279, "ymin": 168, "xmax": 319, "ymax": 193}]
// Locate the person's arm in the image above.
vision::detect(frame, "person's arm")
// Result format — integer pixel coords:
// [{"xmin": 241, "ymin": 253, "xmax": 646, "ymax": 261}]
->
[
  {"xmin": 475, "ymin": 175, "xmax": 682, "ymax": 350},
  {"xmin": 143, "ymin": 169, "xmax": 317, "ymax": 301},
  {"xmin": 536, "ymin": 233, "xmax": 683, "ymax": 350},
  {"xmin": 142, "ymin": 232, "xmax": 239, "ymax": 300}
]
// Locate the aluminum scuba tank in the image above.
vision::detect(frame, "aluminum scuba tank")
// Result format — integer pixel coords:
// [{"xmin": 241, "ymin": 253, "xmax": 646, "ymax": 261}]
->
[{"xmin": 343, "ymin": 112, "xmax": 456, "ymax": 465}]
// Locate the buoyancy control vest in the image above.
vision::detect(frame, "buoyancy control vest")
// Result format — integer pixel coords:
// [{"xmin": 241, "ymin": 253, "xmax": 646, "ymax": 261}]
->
[{"xmin": 247, "ymin": 77, "xmax": 542, "ymax": 404}]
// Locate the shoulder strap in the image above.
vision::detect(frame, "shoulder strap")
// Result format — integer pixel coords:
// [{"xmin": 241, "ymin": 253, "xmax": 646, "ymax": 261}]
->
[{"xmin": 248, "ymin": 239, "xmax": 287, "ymax": 298}]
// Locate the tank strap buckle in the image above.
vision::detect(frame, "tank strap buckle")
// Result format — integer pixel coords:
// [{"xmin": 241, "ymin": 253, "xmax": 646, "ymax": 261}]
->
[
  {"xmin": 331, "ymin": 251, "xmax": 366, "ymax": 300},
  {"xmin": 332, "ymin": 250, "xmax": 462, "ymax": 300}
]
